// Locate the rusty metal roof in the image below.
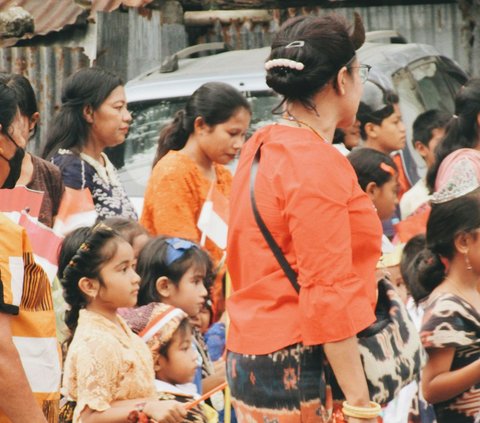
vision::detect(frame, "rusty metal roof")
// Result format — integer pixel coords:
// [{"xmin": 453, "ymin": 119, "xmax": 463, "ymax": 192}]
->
[{"xmin": 0, "ymin": 0, "xmax": 153, "ymax": 46}]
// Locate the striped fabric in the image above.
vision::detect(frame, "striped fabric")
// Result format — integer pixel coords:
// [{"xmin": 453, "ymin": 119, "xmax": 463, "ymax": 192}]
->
[{"xmin": 0, "ymin": 213, "xmax": 61, "ymax": 423}]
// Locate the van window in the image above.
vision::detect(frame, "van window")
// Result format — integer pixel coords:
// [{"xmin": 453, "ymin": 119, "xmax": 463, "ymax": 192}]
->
[{"xmin": 112, "ymin": 91, "xmax": 278, "ymax": 198}]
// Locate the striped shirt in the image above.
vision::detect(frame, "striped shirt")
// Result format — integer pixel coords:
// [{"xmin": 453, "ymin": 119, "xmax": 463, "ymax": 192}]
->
[{"xmin": 0, "ymin": 213, "xmax": 61, "ymax": 423}]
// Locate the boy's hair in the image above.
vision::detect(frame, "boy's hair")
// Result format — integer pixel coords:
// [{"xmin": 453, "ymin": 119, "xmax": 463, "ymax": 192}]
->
[
  {"xmin": 357, "ymin": 82, "xmax": 399, "ymax": 140},
  {"xmin": 136, "ymin": 236, "xmax": 213, "ymax": 306},
  {"xmin": 347, "ymin": 147, "xmax": 398, "ymax": 191},
  {"xmin": 119, "ymin": 302, "xmax": 190, "ymax": 363},
  {"xmin": 101, "ymin": 216, "xmax": 148, "ymax": 246},
  {"xmin": 412, "ymin": 109, "xmax": 450, "ymax": 147},
  {"xmin": 158, "ymin": 318, "xmax": 191, "ymax": 359},
  {"xmin": 399, "ymin": 234, "xmax": 429, "ymax": 303}
]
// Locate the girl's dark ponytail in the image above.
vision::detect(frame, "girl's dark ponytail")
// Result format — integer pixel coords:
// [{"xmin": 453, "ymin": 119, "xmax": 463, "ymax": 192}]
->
[
  {"xmin": 153, "ymin": 110, "xmax": 189, "ymax": 167},
  {"xmin": 152, "ymin": 82, "xmax": 251, "ymax": 168},
  {"xmin": 415, "ymin": 248, "xmax": 446, "ymax": 298}
]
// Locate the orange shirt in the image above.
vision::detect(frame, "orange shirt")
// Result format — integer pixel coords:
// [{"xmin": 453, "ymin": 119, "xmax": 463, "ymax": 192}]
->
[
  {"xmin": 226, "ymin": 125, "xmax": 382, "ymax": 355},
  {"xmin": 141, "ymin": 150, "xmax": 232, "ymax": 265},
  {"xmin": 392, "ymin": 153, "xmax": 411, "ymax": 201}
]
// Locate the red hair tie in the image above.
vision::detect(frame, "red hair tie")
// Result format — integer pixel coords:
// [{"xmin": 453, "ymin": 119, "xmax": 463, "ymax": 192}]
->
[
  {"xmin": 380, "ymin": 162, "xmax": 396, "ymax": 176},
  {"xmin": 440, "ymin": 256, "xmax": 450, "ymax": 271}
]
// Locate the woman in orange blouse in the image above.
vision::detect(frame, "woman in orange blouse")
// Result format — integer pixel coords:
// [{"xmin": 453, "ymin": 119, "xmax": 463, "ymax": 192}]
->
[
  {"xmin": 141, "ymin": 82, "xmax": 251, "ymax": 314},
  {"xmin": 226, "ymin": 14, "xmax": 383, "ymax": 423}
]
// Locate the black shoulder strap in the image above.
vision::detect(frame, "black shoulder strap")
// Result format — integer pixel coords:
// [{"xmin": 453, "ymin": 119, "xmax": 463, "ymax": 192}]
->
[{"xmin": 249, "ymin": 143, "xmax": 300, "ymax": 293}]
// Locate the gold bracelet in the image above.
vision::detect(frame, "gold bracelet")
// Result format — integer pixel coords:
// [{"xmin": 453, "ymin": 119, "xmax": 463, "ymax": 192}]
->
[{"xmin": 342, "ymin": 401, "xmax": 381, "ymax": 419}]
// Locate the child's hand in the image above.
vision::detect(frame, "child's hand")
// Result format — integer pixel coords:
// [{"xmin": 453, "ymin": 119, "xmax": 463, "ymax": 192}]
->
[
  {"xmin": 213, "ymin": 358, "xmax": 226, "ymax": 378},
  {"xmin": 144, "ymin": 400, "xmax": 187, "ymax": 423}
]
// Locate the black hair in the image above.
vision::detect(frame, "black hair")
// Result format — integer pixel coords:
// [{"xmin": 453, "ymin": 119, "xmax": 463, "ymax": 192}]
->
[
  {"xmin": 333, "ymin": 128, "xmax": 345, "ymax": 145},
  {"xmin": 412, "ymin": 109, "xmax": 450, "ymax": 148},
  {"xmin": 101, "ymin": 216, "xmax": 148, "ymax": 246},
  {"xmin": 58, "ymin": 225, "xmax": 125, "ymax": 343},
  {"xmin": 42, "ymin": 67, "xmax": 123, "ymax": 159},
  {"xmin": 0, "ymin": 73, "xmax": 38, "ymax": 123},
  {"xmin": 357, "ymin": 91, "xmax": 399, "ymax": 140},
  {"xmin": 399, "ymin": 234, "xmax": 429, "ymax": 304},
  {"xmin": 153, "ymin": 82, "xmax": 251, "ymax": 166},
  {"xmin": 427, "ymin": 79, "xmax": 480, "ymax": 191},
  {"xmin": 347, "ymin": 147, "xmax": 398, "ymax": 191},
  {"xmin": 0, "ymin": 81, "xmax": 18, "ymax": 136},
  {"xmin": 158, "ymin": 317, "xmax": 191, "ymax": 359},
  {"xmin": 265, "ymin": 13, "xmax": 365, "ymax": 111},
  {"xmin": 136, "ymin": 236, "xmax": 213, "ymax": 306},
  {"xmin": 416, "ymin": 191, "xmax": 480, "ymax": 295}
]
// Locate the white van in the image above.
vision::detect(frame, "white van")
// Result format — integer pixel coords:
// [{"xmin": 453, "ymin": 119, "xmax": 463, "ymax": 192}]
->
[{"xmin": 110, "ymin": 36, "xmax": 467, "ymax": 214}]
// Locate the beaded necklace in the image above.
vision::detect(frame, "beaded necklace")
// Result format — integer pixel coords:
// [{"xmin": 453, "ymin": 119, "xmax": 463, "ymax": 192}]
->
[{"xmin": 282, "ymin": 112, "xmax": 329, "ymax": 144}]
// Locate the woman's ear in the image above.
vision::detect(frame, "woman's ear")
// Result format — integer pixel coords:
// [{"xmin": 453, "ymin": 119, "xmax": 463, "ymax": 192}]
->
[
  {"xmin": 364, "ymin": 122, "xmax": 378, "ymax": 139},
  {"xmin": 78, "ymin": 277, "xmax": 99, "ymax": 299},
  {"xmin": 83, "ymin": 105, "xmax": 94, "ymax": 124},
  {"xmin": 454, "ymin": 232, "xmax": 470, "ymax": 255},
  {"xmin": 193, "ymin": 116, "xmax": 208, "ymax": 135},
  {"xmin": 335, "ymin": 67, "xmax": 348, "ymax": 96},
  {"xmin": 155, "ymin": 276, "xmax": 172, "ymax": 298},
  {"xmin": 365, "ymin": 181, "xmax": 378, "ymax": 200},
  {"xmin": 29, "ymin": 112, "xmax": 40, "ymax": 132}
]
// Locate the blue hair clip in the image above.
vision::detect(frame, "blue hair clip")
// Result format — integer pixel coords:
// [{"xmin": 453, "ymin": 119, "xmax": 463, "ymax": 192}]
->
[{"xmin": 165, "ymin": 238, "xmax": 198, "ymax": 265}]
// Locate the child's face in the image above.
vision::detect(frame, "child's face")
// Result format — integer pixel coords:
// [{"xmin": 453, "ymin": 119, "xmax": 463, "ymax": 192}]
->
[
  {"xmin": 95, "ymin": 240, "xmax": 141, "ymax": 310},
  {"xmin": 374, "ymin": 104, "xmax": 406, "ymax": 153},
  {"xmin": 372, "ymin": 177, "xmax": 399, "ymax": 221},
  {"xmin": 385, "ymin": 264, "xmax": 408, "ymax": 304},
  {"xmin": 190, "ymin": 304, "xmax": 212, "ymax": 334},
  {"xmin": 416, "ymin": 127, "xmax": 445, "ymax": 169},
  {"xmin": 155, "ymin": 326, "xmax": 198, "ymax": 385},
  {"xmin": 167, "ymin": 264, "xmax": 208, "ymax": 317}
]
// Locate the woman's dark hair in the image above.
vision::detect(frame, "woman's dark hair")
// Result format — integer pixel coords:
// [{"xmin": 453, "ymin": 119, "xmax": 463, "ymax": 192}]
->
[
  {"xmin": 0, "ymin": 82, "xmax": 18, "ymax": 136},
  {"xmin": 153, "ymin": 82, "xmax": 251, "ymax": 166},
  {"xmin": 101, "ymin": 216, "xmax": 148, "ymax": 246},
  {"xmin": 58, "ymin": 225, "xmax": 124, "ymax": 343},
  {"xmin": 347, "ymin": 147, "xmax": 398, "ymax": 191},
  {"xmin": 0, "ymin": 73, "xmax": 38, "ymax": 122},
  {"xmin": 158, "ymin": 317, "xmax": 191, "ymax": 358},
  {"xmin": 416, "ymin": 191, "xmax": 480, "ymax": 294},
  {"xmin": 42, "ymin": 67, "xmax": 123, "ymax": 159},
  {"xmin": 357, "ymin": 90, "xmax": 399, "ymax": 140},
  {"xmin": 265, "ymin": 13, "xmax": 365, "ymax": 111},
  {"xmin": 427, "ymin": 79, "xmax": 480, "ymax": 191},
  {"xmin": 399, "ymin": 234, "xmax": 429, "ymax": 304},
  {"xmin": 136, "ymin": 236, "xmax": 213, "ymax": 306}
]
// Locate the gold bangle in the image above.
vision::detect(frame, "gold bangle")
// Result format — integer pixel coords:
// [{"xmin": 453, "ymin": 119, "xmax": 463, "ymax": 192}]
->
[{"xmin": 342, "ymin": 401, "xmax": 381, "ymax": 419}]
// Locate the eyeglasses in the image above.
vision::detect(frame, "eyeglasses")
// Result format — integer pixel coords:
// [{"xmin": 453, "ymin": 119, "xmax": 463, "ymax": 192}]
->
[
  {"xmin": 343, "ymin": 56, "xmax": 372, "ymax": 84},
  {"xmin": 350, "ymin": 64, "xmax": 372, "ymax": 84}
]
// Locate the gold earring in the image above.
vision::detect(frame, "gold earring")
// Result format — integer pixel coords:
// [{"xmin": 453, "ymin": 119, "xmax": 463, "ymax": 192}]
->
[{"xmin": 465, "ymin": 253, "xmax": 472, "ymax": 271}]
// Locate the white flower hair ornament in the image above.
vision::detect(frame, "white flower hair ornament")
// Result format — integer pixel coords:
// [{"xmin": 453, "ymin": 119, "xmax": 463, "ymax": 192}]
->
[{"xmin": 264, "ymin": 58, "xmax": 305, "ymax": 72}]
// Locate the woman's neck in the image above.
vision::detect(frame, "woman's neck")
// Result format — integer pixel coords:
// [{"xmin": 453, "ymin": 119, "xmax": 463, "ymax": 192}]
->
[
  {"xmin": 285, "ymin": 103, "xmax": 336, "ymax": 144},
  {"xmin": 16, "ymin": 152, "xmax": 34, "ymax": 186},
  {"xmin": 440, "ymin": 256, "xmax": 480, "ymax": 306},
  {"xmin": 82, "ymin": 139, "xmax": 105, "ymax": 164},
  {"xmin": 363, "ymin": 139, "xmax": 391, "ymax": 155},
  {"xmin": 181, "ymin": 137, "xmax": 215, "ymax": 181}
]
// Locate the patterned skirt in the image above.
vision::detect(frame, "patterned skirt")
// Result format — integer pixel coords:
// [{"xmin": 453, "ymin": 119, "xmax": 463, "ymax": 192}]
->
[{"xmin": 227, "ymin": 343, "xmax": 352, "ymax": 423}]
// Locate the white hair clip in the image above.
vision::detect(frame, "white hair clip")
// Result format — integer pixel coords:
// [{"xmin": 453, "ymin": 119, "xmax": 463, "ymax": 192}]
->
[
  {"xmin": 264, "ymin": 58, "xmax": 305, "ymax": 71},
  {"xmin": 285, "ymin": 40, "xmax": 305, "ymax": 49}
]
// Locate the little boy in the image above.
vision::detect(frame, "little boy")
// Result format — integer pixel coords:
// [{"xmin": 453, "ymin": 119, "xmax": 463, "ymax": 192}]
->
[
  {"xmin": 400, "ymin": 109, "xmax": 450, "ymax": 219},
  {"xmin": 357, "ymin": 80, "xmax": 408, "ymax": 199},
  {"xmin": 121, "ymin": 302, "xmax": 216, "ymax": 422}
]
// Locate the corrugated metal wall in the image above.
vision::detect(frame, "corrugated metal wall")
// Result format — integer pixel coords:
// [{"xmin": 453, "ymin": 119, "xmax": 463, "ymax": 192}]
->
[
  {"xmin": 189, "ymin": 3, "xmax": 469, "ymax": 74},
  {"xmin": 0, "ymin": 45, "xmax": 90, "ymax": 154}
]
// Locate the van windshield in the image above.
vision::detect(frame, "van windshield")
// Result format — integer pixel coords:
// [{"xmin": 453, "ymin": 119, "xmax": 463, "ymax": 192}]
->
[{"xmin": 111, "ymin": 91, "xmax": 279, "ymax": 198}]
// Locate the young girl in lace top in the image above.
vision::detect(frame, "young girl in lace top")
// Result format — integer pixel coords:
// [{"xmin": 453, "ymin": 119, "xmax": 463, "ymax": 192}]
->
[{"xmin": 58, "ymin": 225, "xmax": 186, "ymax": 423}]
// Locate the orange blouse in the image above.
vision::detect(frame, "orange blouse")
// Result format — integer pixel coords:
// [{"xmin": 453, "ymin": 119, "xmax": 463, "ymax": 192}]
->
[
  {"xmin": 140, "ymin": 150, "xmax": 232, "ymax": 265},
  {"xmin": 226, "ymin": 125, "xmax": 382, "ymax": 355}
]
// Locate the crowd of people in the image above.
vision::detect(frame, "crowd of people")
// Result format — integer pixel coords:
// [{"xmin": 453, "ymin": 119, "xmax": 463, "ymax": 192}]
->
[{"xmin": 2, "ymin": 11, "xmax": 480, "ymax": 423}]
